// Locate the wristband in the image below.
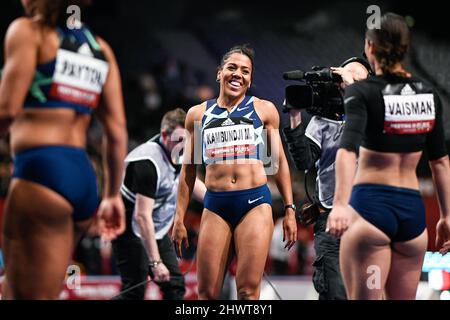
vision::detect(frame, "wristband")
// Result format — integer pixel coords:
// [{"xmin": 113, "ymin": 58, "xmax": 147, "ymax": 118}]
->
[{"xmin": 149, "ymin": 260, "xmax": 162, "ymax": 268}]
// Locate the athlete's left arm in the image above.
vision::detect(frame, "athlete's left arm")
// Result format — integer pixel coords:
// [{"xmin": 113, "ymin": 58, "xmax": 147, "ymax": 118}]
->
[
  {"xmin": 430, "ymin": 156, "xmax": 450, "ymax": 254},
  {"xmin": 95, "ymin": 37, "xmax": 128, "ymax": 240},
  {"xmin": 427, "ymin": 95, "xmax": 450, "ymax": 254},
  {"xmin": 261, "ymin": 99, "xmax": 297, "ymax": 250},
  {"xmin": 0, "ymin": 18, "xmax": 38, "ymax": 136},
  {"xmin": 192, "ymin": 178, "xmax": 207, "ymax": 203}
]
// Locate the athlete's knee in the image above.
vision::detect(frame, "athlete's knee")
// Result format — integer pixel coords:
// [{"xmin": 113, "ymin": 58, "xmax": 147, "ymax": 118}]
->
[
  {"xmin": 198, "ymin": 286, "xmax": 220, "ymax": 300},
  {"xmin": 236, "ymin": 283, "xmax": 260, "ymax": 300},
  {"xmin": 347, "ymin": 283, "xmax": 383, "ymax": 300}
]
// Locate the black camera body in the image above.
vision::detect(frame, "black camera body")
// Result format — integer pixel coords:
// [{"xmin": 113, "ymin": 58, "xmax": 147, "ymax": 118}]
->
[
  {"xmin": 282, "ymin": 57, "xmax": 373, "ymax": 120},
  {"xmin": 283, "ymin": 66, "xmax": 344, "ymax": 120}
]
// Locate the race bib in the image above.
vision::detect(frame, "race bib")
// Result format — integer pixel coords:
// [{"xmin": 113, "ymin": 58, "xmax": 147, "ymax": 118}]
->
[
  {"xmin": 203, "ymin": 117, "xmax": 256, "ymax": 160},
  {"xmin": 383, "ymin": 83, "xmax": 435, "ymax": 134},
  {"xmin": 50, "ymin": 48, "xmax": 109, "ymax": 108}
]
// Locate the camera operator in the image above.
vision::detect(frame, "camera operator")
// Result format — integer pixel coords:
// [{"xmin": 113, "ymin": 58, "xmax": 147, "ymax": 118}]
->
[{"xmin": 283, "ymin": 59, "xmax": 371, "ymax": 300}]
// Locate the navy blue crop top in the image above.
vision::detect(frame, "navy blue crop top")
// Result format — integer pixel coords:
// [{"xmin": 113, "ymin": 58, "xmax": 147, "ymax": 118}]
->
[
  {"xmin": 201, "ymin": 96, "xmax": 265, "ymax": 165},
  {"xmin": 340, "ymin": 74, "xmax": 447, "ymax": 160},
  {"xmin": 23, "ymin": 25, "xmax": 109, "ymax": 114}
]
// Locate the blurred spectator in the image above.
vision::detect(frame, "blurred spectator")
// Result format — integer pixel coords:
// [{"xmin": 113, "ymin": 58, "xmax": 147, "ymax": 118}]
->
[
  {"xmin": 269, "ymin": 218, "xmax": 290, "ymax": 275},
  {"xmin": 139, "ymin": 73, "xmax": 162, "ymax": 111},
  {"xmin": 296, "ymin": 226, "xmax": 312, "ymax": 275},
  {"xmin": 73, "ymin": 216, "xmax": 117, "ymax": 276},
  {"xmin": 73, "ymin": 219, "xmax": 102, "ymax": 275},
  {"xmin": 196, "ymin": 85, "xmax": 215, "ymax": 102}
]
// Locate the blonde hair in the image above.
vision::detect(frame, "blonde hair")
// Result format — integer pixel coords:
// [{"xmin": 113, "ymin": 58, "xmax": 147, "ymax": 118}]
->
[{"xmin": 160, "ymin": 108, "xmax": 186, "ymax": 133}]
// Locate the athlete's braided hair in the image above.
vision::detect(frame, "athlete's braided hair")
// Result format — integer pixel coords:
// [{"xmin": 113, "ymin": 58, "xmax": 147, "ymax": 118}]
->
[{"xmin": 366, "ymin": 13, "xmax": 410, "ymax": 75}]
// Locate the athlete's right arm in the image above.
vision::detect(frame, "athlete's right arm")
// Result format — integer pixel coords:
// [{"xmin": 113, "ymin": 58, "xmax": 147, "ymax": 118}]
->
[
  {"xmin": 426, "ymin": 94, "xmax": 450, "ymax": 254},
  {"xmin": 172, "ymin": 105, "xmax": 201, "ymax": 258},
  {"xmin": 0, "ymin": 18, "xmax": 38, "ymax": 136},
  {"xmin": 327, "ymin": 85, "xmax": 366, "ymax": 238},
  {"xmin": 430, "ymin": 156, "xmax": 450, "ymax": 254},
  {"xmin": 95, "ymin": 37, "xmax": 128, "ymax": 241}
]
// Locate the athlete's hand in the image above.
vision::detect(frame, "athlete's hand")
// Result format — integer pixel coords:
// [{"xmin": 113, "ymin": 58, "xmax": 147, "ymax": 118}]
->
[
  {"xmin": 283, "ymin": 209, "xmax": 297, "ymax": 250},
  {"xmin": 327, "ymin": 204, "xmax": 351, "ymax": 238},
  {"xmin": 436, "ymin": 217, "xmax": 450, "ymax": 255},
  {"xmin": 97, "ymin": 195, "xmax": 126, "ymax": 241},
  {"xmin": 172, "ymin": 218, "xmax": 189, "ymax": 258},
  {"xmin": 151, "ymin": 262, "xmax": 171, "ymax": 283},
  {"xmin": 330, "ymin": 67, "xmax": 355, "ymax": 87}
]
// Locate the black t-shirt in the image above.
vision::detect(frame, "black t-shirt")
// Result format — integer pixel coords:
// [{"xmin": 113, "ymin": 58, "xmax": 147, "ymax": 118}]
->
[
  {"xmin": 340, "ymin": 74, "xmax": 447, "ymax": 160},
  {"xmin": 123, "ymin": 160, "xmax": 158, "ymax": 199},
  {"xmin": 122, "ymin": 160, "xmax": 158, "ymax": 228}
]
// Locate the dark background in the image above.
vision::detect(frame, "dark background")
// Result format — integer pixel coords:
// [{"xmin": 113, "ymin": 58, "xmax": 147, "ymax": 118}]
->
[
  {"xmin": 1, "ymin": 0, "xmax": 449, "ymax": 147},
  {"xmin": 1, "ymin": 0, "xmax": 449, "ymax": 182},
  {"xmin": 0, "ymin": 0, "xmax": 448, "ymax": 278}
]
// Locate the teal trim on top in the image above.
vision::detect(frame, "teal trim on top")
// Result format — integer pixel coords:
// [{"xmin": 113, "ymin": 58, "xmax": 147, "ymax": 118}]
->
[
  {"xmin": 82, "ymin": 28, "xmax": 102, "ymax": 51},
  {"xmin": 29, "ymin": 71, "xmax": 53, "ymax": 103}
]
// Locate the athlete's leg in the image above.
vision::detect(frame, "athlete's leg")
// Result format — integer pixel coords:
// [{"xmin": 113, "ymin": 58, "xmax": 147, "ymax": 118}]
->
[
  {"xmin": 2, "ymin": 179, "xmax": 74, "ymax": 299},
  {"xmin": 385, "ymin": 230, "xmax": 427, "ymax": 300},
  {"xmin": 196, "ymin": 209, "xmax": 233, "ymax": 300},
  {"xmin": 339, "ymin": 206, "xmax": 391, "ymax": 300},
  {"xmin": 234, "ymin": 204, "xmax": 273, "ymax": 300}
]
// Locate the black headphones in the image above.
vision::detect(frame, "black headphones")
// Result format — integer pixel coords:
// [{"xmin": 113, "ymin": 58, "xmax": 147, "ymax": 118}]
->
[{"xmin": 339, "ymin": 56, "xmax": 374, "ymax": 76}]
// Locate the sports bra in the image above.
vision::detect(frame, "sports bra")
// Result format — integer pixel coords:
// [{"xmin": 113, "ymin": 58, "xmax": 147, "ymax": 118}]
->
[
  {"xmin": 339, "ymin": 74, "xmax": 447, "ymax": 160},
  {"xmin": 201, "ymin": 96, "xmax": 265, "ymax": 165},
  {"xmin": 23, "ymin": 25, "xmax": 109, "ymax": 114}
]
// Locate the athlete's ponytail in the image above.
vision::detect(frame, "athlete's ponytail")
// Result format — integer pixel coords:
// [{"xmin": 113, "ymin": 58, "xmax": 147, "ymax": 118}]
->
[
  {"xmin": 218, "ymin": 44, "xmax": 255, "ymax": 81},
  {"xmin": 366, "ymin": 13, "xmax": 410, "ymax": 75}
]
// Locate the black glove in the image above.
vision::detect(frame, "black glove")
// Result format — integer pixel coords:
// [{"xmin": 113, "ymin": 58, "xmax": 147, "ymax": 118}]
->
[
  {"xmin": 298, "ymin": 202, "xmax": 321, "ymax": 225},
  {"xmin": 282, "ymin": 124, "xmax": 317, "ymax": 171}
]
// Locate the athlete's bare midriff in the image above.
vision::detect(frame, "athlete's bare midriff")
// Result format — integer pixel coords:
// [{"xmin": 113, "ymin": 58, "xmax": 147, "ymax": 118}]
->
[
  {"xmin": 10, "ymin": 108, "xmax": 91, "ymax": 155},
  {"xmin": 8, "ymin": 22, "xmax": 94, "ymax": 155},
  {"xmin": 199, "ymin": 97, "xmax": 270, "ymax": 192},
  {"xmin": 205, "ymin": 161, "xmax": 267, "ymax": 191},
  {"xmin": 354, "ymin": 147, "xmax": 422, "ymax": 190}
]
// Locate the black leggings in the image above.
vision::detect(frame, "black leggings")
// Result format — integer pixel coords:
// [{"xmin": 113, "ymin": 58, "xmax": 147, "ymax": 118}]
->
[{"xmin": 112, "ymin": 231, "xmax": 185, "ymax": 300}]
